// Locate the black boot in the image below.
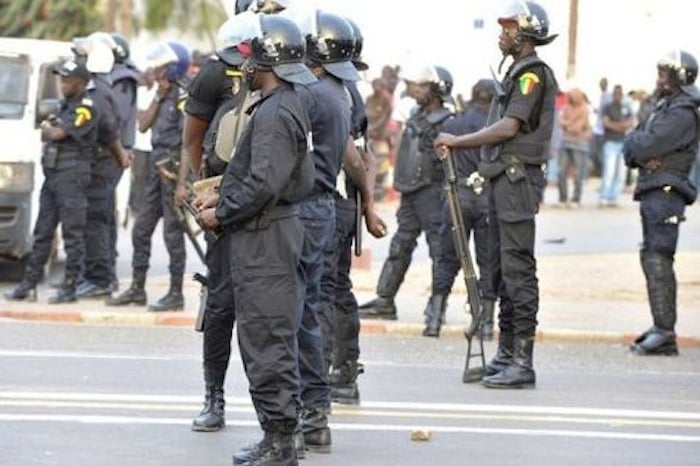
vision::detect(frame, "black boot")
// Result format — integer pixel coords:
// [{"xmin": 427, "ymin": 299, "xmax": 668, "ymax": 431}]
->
[
  {"xmin": 357, "ymin": 296, "xmax": 397, "ymax": 320},
  {"xmin": 484, "ymin": 331, "xmax": 513, "ymax": 376},
  {"xmin": 301, "ymin": 407, "xmax": 331, "ymax": 453},
  {"xmin": 330, "ymin": 360, "xmax": 364, "ymax": 405},
  {"xmin": 631, "ymin": 253, "xmax": 679, "ymax": 356},
  {"xmin": 106, "ymin": 271, "xmax": 147, "ymax": 306},
  {"xmin": 480, "ymin": 300, "xmax": 496, "ymax": 341},
  {"xmin": 191, "ymin": 386, "xmax": 225, "ymax": 432},
  {"xmin": 422, "ymin": 294, "xmax": 448, "ymax": 337},
  {"xmin": 148, "ymin": 275, "xmax": 184, "ymax": 312},
  {"xmin": 48, "ymin": 280, "xmax": 77, "ymax": 304},
  {"xmin": 232, "ymin": 431, "xmax": 297, "ymax": 466},
  {"xmin": 4, "ymin": 281, "xmax": 37, "ymax": 302},
  {"xmin": 358, "ymin": 254, "xmax": 407, "ymax": 320},
  {"xmin": 482, "ymin": 336, "xmax": 536, "ymax": 389}
]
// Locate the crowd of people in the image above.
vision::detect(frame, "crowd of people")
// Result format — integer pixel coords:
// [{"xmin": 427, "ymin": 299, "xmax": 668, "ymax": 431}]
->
[{"xmin": 3, "ymin": 0, "xmax": 699, "ymax": 464}]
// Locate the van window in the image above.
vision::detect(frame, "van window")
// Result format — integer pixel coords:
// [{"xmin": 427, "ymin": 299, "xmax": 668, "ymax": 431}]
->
[
  {"xmin": 38, "ymin": 61, "xmax": 62, "ymax": 101},
  {"xmin": 0, "ymin": 54, "xmax": 30, "ymax": 119}
]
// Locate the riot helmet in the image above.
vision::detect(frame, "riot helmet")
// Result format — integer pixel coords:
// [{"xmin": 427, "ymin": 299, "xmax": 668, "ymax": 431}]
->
[
  {"xmin": 657, "ymin": 50, "xmax": 698, "ymax": 95},
  {"xmin": 250, "ymin": 14, "xmax": 316, "ymax": 85},
  {"xmin": 345, "ymin": 17, "xmax": 368, "ymax": 71},
  {"xmin": 251, "ymin": 0, "xmax": 291, "ymax": 14},
  {"xmin": 72, "ymin": 32, "xmax": 117, "ymax": 74},
  {"xmin": 110, "ymin": 32, "xmax": 130, "ymax": 63},
  {"xmin": 147, "ymin": 40, "xmax": 191, "ymax": 82},
  {"xmin": 306, "ymin": 11, "xmax": 359, "ymax": 82},
  {"xmin": 498, "ymin": 1, "xmax": 557, "ymax": 46},
  {"xmin": 401, "ymin": 64, "xmax": 452, "ymax": 103},
  {"xmin": 216, "ymin": 11, "xmax": 261, "ymax": 66}
]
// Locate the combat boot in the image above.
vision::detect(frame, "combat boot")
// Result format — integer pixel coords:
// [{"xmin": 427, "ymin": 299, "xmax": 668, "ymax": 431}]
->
[
  {"xmin": 330, "ymin": 360, "xmax": 364, "ymax": 405},
  {"xmin": 75, "ymin": 280, "xmax": 111, "ymax": 299},
  {"xmin": 357, "ymin": 296, "xmax": 397, "ymax": 320},
  {"xmin": 148, "ymin": 275, "xmax": 183, "ymax": 312},
  {"xmin": 422, "ymin": 294, "xmax": 448, "ymax": 337},
  {"xmin": 192, "ymin": 386, "xmax": 225, "ymax": 432},
  {"xmin": 480, "ymin": 300, "xmax": 496, "ymax": 341},
  {"xmin": 301, "ymin": 407, "xmax": 331, "ymax": 453},
  {"xmin": 49, "ymin": 281, "xmax": 77, "ymax": 304},
  {"xmin": 482, "ymin": 336, "xmax": 536, "ymax": 389},
  {"xmin": 484, "ymin": 330, "xmax": 513, "ymax": 377},
  {"xmin": 4, "ymin": 281, "xmax": 37, "ymax": 302},
  {"xmin": 232, "ymin": 431, "xmax": 297, "ymax": 466},
  {"xmin": 631, "ymin": 253, "xmax": 679, "ymax": 356},
  {"xmin": 106, "ymin": 270, "xmax": 146, "ymax": 306}
]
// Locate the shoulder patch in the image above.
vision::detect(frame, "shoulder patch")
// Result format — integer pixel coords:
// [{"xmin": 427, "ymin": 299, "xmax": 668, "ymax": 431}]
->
[
  {"xmin": 518, "ymin": 72, "xmax": 540, "ymax": 95},
  {"xmin": 74, "ymin": 106, "xmax": 93, "ymax": 127}
]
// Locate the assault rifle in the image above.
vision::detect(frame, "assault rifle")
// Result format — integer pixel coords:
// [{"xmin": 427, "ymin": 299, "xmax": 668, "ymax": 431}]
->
[{"xmin": 441, "ymin": 148, "xmax": 486, "ymax": 383}]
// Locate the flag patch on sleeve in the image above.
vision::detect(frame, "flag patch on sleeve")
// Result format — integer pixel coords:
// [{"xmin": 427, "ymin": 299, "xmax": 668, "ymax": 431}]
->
[{"xmin": 518, "ymin": 72, "xmax": 540, "ymax": 95}]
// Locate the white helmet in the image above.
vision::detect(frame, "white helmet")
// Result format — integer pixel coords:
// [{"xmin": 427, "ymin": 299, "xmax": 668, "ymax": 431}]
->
[{"xmin": 72, "ymin": 32, "xmax": 118, "ymax": 74}]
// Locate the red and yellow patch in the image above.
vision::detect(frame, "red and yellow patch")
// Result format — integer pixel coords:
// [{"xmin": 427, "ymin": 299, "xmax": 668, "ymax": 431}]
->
[
  {"xmin": 518, "ymin": 72, "xmax": 540, "ymax": 95},
  {"xmin": 74, "ymin": 106, "xmax": 92, "ymax": 127}
]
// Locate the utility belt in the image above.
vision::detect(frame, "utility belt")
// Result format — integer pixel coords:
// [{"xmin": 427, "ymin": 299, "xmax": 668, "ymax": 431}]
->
[
  {"xmin": 302, "ymin": 185, "xmax": 335, "ymax": 201},
  {"xmin": 233, "ymin": 204, "xmax": 299, "ymax": 233},
  {"xmin": 455, "ymin": 172, "xmax": 487, "ymax": 195},
  {"xmin": 41, "ymin": 146, "xmax": 88, "ymax": 169}
]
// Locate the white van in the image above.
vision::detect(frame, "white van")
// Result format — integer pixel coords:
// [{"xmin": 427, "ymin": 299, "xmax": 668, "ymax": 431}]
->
[{"xmin": 0, "ymin": 38, "xmax": 73, "ymax": 279}]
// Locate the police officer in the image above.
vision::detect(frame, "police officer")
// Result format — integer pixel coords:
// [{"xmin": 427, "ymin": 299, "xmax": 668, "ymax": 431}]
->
[
  {"xmin": 624, "ymin": 51, "xmax": 699, "ymax": 356},
  {"xmin": 325, "ymin": 17, "xmax": 386, "ymax": 405},
  {"xmin": 174, "ymin": 11, "xmax": 257, "ymax": 433},
  {"xmin": 71, "ymin": 32, "xmax": 132, "ymax": 298},
  {"xmin": 107, "ymin": 41, "xmax": 191, "ymax": 312},
  {"xmin": 358, "ymin": 64, "xmax": 454, "ymax": 321},
  {"xmin": 428, "ymin": 79, "xmax": 497, "ymax": 339},
  {"xmin": 434, "ymin": 0, "xmax": 558, "ymax": 389},
  {"xmin": 5, "ymin": 59, "xmax": 98, "ymax": 303},
  {"xmin": 195, "ymin": 14, "xmax": 316, "ymax": 466}
]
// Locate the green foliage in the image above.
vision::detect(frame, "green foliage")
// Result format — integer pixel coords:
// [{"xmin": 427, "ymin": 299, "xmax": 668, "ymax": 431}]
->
[
  {"xmin": 143, "ymin": 0, "xmax": 226, "ymax": 45},
  {"xmin": 0, "ymin": 0, "xmax": 102, "ymax": 40}
]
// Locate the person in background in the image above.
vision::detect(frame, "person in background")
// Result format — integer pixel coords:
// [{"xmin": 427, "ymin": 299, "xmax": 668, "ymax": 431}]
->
[
  {"xmin": 599, "ymin": 84, "xmax": 635, "ymax": 207},
  {"xmin": 556, "ymin": 87, "xmax": 591, "ymax": 208}
]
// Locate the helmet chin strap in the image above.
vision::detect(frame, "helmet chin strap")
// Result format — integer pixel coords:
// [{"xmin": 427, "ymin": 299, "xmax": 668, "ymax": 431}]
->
[{"xmin": 498, "ymin": 35, "xmax": 525, "ymax": 73}]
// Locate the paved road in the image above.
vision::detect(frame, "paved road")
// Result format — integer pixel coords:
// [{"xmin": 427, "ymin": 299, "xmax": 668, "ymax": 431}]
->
[{"xmin": 1, "ymin": 322, "xmax": 698, "ymax": 465}]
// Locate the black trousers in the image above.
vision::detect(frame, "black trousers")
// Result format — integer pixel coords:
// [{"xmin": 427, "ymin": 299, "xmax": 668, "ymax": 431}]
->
[
  {"xmin": 231, "ymin": 215, "xmax": 304, "ymax": 434},
  {"xmin": 319, "ymin": 197, "xmax": 360, "ymax": 370},
  {"xmin": 377, "ymin": 183, "xmax": 444, "ymax": 297},
  {"xmin": 488, "ymin": 166, "xmax": 545, "ymax": 338},
  {"xmin": 640, "ymin": 189, "xmax": 686, "ymax": 257},
  {"xmin": 434, "ymin": 185, "xmax": 495, "ymax": 300},
  {"xmin": 130, "ymin": 152, "xmax": 186, "ymax": 277},
  {"xmin": 84, "ymin": 155, "xmax": 122, "ymax": 286},
  {"xmin": 25, "ymin": 161, "xmax": 91, "ymax": 285},
  {"xmin": 201, "ymin": 233, "xmax": 235, "ymax": 385}
]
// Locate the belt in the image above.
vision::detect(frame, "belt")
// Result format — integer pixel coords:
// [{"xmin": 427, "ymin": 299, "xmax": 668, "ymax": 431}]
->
[{"xmin": 240, "ymin": 204, "xmax": 298, "ymax": 232}]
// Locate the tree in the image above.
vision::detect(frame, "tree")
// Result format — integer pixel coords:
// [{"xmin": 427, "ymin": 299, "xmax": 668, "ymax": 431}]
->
[
  {"xmin": 0, "ymin": 0, "xmax": 102, "ymax": 40},
  {"xmin": 141, "ymin": 0, "xmax": 226, "ymax": 49}
]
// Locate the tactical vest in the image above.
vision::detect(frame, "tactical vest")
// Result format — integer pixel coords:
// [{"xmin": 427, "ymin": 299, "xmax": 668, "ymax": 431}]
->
[
  {"xmin": 635, "ymin": 95, "xmax": 699, "ymax": 204},
  {"xmin": 482, "ymin": 54, "xmax": 557, "ymax": 167},
  {"xmin": 393, "ymin": 107, "xmax": 451, "ymax": 194},
  {"xmin": 202, "ymin": 87, "xmax": 252, "ymax": 177}
]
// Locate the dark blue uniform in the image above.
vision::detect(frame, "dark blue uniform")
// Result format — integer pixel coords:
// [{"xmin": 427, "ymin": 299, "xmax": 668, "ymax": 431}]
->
[
  {"xmin": 130, "ymin": 86, "xmax": 187, "ymax": 284},
  {"xmin": 83, "ymin": 75, "xmax": 123, "ymax": 291},
  {"xmin": 215, "ymin": 81, "xmax": 314, "ymax": 436},
  {"xmin": 294, "ymin": 74, "xmax": 351, "ymax": 417},
  {"xmin": 184, "ymin": 57, "xmax": 245, "ymax": 409},
  {"xmin": 359, "ymin": 105, "xmax": 450, "ymax": 320},
  {"xmin": 624, "ymin": 89, "xmax": 698, "ymax": 354},
  {"xmin": 434, "ymin": 105, "xmax": 495, "ymax": 302},
  {"xmin": 23, "ymin": 93, "xmax": 98, "ymax": 291}
]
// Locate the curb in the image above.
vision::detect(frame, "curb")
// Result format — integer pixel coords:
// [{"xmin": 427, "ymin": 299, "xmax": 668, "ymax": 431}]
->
[{"xmin": 1, "ymin": 308, "xmax": 699, "ymax": 348}]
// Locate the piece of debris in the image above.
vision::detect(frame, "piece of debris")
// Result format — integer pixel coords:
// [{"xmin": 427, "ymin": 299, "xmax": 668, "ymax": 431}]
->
[{"xmin": 410, "ymin": 429, "xmax": 432, "ymax": 441}]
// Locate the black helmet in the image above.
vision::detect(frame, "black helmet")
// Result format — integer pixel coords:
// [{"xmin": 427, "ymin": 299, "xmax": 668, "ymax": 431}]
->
[
  {"xmin": 306, "ymin": 11, "xmax": 359, "ymax": 81},
  {"xmin": 434, "ymin": 66, "xmax": 453, "ymax": 101},
  {"xmin": 251, "ymin": 15, "xmax": 316, "ymax": 85},
  {"xmin": 345, "ymin": 17, "xmax": 368, "ymax": 71},
  {"xmin": 658, "ymin": 50, "xmax": 698, "ymax": 94},
  {"xmin": 235, "ymin": 0, "xmax": 254, "ymax": 14},
  {"xmin": 471, "ymin": 78, "xmax": 495, "ymax": 102},
  {"xmin": 498, "ymin": 1, "xmax": 557, "ymax": 46},
  {"xmin": 110, "ymin": 32, "xmax": 130, "ymax": 62}
]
